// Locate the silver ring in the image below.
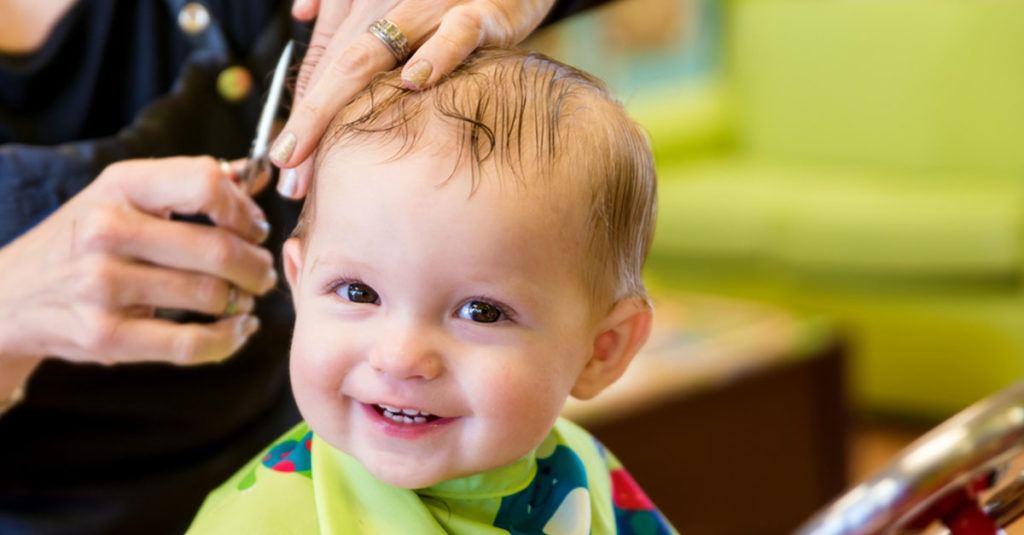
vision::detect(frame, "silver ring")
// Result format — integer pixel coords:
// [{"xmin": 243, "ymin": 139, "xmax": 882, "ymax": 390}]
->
[
  {"xmin": 223, "ymin": 285, "xmax": 239, "ymax": 316},
  {"xmin": 368, "ymin": 19, "xmax": 410, "ymax": 64}
]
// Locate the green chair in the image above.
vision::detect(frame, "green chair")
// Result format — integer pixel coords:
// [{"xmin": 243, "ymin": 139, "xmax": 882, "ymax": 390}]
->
[{"xmin": 638, "ymin": 0, "xmax": 1024, "ymax": 420}]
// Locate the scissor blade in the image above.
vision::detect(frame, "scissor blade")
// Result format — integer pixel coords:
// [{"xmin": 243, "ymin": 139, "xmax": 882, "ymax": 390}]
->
[{"xmin": 252, "ymin": 39, "xmax": 294, "ymax": 160}]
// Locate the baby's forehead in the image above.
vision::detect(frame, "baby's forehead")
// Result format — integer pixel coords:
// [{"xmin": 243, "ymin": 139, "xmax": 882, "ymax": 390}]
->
[
  {"xmin": 308, "ymin": 146, "xmax": 591, "ymax": 267},
  {"xmin": 333, "ymin": 153, "xmax": 583, "ymax": 222},
  {"xmin": 303, "ymin": 49, "xmax": 619, "ymax": 247}
]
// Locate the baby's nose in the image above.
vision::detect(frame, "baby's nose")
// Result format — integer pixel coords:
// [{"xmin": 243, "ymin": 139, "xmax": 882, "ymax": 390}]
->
[{"xmin": 368, "ymin": 326, "xmax": 443, "ymax": 381}]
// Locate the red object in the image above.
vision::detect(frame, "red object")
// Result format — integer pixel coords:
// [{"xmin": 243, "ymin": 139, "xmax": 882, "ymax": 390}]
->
[
  {"xmin": 272, "ymin": 460, "xmax": 296, "ymax": 473},
  {"xmin": 610, "ymin": 468, "xmax": 655, "ymax": 510},
  {"xmin": 904, "ymin": 474, "xmax": 997, "ymax": 531},
  {"xmin": 943, "ymin": 501, "xmax": 1001, "ymax": 535}
]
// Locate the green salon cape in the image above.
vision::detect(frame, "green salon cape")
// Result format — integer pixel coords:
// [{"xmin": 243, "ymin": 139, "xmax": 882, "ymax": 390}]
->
[{"xmin": 188, "ymin": 418, "xmax": 676, "ymax": 534}]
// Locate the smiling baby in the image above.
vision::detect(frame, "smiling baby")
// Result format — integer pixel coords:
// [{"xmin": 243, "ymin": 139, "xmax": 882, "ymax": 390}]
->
[{"xmin": 188, "ymin": 47, "xmax": 673, "ymax": 535}]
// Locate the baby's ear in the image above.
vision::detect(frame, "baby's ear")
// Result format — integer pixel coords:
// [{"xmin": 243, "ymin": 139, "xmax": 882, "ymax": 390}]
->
[
  {"xmin": 282, "ymin": 237, "xmax": 305, "ymax": 301},
  {"xmin": 571, "ymin": 297, "xmax": 653, "ymax": 400}
]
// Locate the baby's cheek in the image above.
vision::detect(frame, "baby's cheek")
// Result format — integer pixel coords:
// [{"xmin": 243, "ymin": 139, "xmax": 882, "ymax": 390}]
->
[
  {"xmin": 290, "ymin": 325, "xmax": 351, "ymax": 399},
  {"xmin": 289, "ymin": 331, "xmax": 357, "ymax": 443},
  {"xmin": 486, "ymin": 364, "xmax": 565, "ymax": 436}
]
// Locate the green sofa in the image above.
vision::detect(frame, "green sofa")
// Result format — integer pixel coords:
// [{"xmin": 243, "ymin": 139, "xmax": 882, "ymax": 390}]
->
[{"xmin": 636, "ymin": 0, "xmax": 1024, "ymax": 419}]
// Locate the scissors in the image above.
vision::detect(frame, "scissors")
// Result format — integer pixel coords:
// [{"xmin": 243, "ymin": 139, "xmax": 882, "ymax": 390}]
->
[{"xmin": 237, "ymin": 40, "xmax": 294, "ymax": 194}]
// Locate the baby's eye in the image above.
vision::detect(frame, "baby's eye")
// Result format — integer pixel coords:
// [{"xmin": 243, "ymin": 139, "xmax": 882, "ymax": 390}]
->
[
  {"xmin": 336, "ymin": 282, "xmax": 380, "ymax": 304},
  {"xmin": 457, "ymin": 300, "xmax": 504, "ymax": 323}
]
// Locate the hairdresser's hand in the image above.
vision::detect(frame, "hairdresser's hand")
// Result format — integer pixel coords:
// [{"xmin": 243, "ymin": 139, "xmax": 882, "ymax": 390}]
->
[
  {"xmin": 0, "ymin": 156, "xmax": 277, "ymax": 375},
  {"xmin": 273, "ymin": 0, "xmax": 557, "ymax": 199}
]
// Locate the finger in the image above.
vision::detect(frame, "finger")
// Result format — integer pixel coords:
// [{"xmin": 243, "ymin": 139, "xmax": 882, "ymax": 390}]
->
[
  {"xmin": 400, "ymin": 5, "xmax": 486, "ymax": 90},
  {"xmin": 230, "ymin": 158, "xmax": 272, "ymax": 196},
  {"xmin": 249, "ymin": 167, "xmax": 272, "ymax": 196},
  {"xmin": 125, "ymin": 305, "xmax": 156, "ymax": 318},
  {"xmin": 108, "ymin": 157, "xmax": 270, "ymax": 245},
  {"xmin": 298, "ymin": 0, "xmax": 400, "ymax": 101},
  {"xmin": 276, "ymin": 157, "xmax": 314, "ymax": 199},
  {"xmin": 284, "ymin": 2, "xmax": 395, "ymax": 199},
  {"xmin": 108, "ymin": 213, "xmax": 278, "ymax": 296},
  {"xmin": 94, "ymin": 314, "xmax": 261, "ymax": 366},
  {"xmin": 273, "ymin": 1, "xmax": 423, "ymax": 170},
  {"xmin": 112, "ymin": 260, "xmax": 256, "ymax": 316},
  {"xmin": 270, "ymin": 32, "xmax": 398, "ymax": 169},
  {"xmin": 291, "ymin": 0, "xmax": 323, "ymax": 21},
  {"xmin": 75, "ymin": 255, "xmax": 256, "ymax": 316},
  {"xmin": 295, "ymin": 0, "xmax": 363, "ymax": 102},
  {"xmin": 225, "ymin": 158, "xmax": 245, "ymax": 185}
]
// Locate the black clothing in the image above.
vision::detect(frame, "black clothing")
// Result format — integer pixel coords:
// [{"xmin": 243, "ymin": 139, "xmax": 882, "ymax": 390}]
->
[
  {"xmin": 0, "ymin": 1, "xmax": 606, "ymax": 533},
  {"xmin": 0, "ymin": 2, "xmax": 301, "ymax": 534}
]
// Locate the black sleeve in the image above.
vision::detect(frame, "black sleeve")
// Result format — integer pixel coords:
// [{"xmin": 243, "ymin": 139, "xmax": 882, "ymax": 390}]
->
[
  {"xmin": 541, "ymin": 0, "xmax": 615, "ymax": 27},
  {"xmin": 0, "ymin": 50, "xmax": 257, "ymax": 248}
]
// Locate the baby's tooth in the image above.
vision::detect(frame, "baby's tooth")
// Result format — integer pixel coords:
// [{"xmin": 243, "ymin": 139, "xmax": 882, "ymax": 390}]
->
[{"xmin": 377, "ymin": 403, "xmax": 436, "ymax": 422}]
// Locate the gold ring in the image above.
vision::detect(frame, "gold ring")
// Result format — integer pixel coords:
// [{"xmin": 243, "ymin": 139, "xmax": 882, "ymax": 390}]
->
[
  {"xmin": 368, "ymin": 19, "xmax": 410, "ymax": 63},
  {"xmin": 223, "ymin": 285, "xmax": 239, "ymax": 316},
  {"xmin": 218, "ymin": 158, "xmax": 236, "ymax": 183}
]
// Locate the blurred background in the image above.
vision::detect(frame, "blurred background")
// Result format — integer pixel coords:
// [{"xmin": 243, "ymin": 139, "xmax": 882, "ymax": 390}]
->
[{"xmin": 531, "ymin": 0, "xmax": 1024, "ymax": 532}]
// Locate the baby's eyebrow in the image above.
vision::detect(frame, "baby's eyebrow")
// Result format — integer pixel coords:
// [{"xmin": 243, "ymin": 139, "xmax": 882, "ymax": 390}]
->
[
  {"xmin": 306, "ymin": 254, "xmax": 374, "ymax": 275},
  {"xmin": 462, "ymin": 275, "xmax": 545, "ymax": 305}
]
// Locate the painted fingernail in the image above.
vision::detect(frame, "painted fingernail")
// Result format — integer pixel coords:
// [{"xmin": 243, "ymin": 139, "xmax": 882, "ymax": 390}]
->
[
  {"xmin": 242, "ymin": 315, "xmax": 261, "ymax": 337},
  {"xmin": 264, "ymin": 268, "xmax": 279, "ymax": 292},
  {"xmin": 402, "ymin": 60, "xmax": 432, "ymax": 90},
  {"xmin": 252, "ymin": 217, "xmax": 271, "ymax": 243},
  {"xmin": 269, "ymin": 132, "xmax": 296, "ymax": 164},
  {"xmin": 278, "ymin": 167, "xmax": 298, "ymax": 198}
]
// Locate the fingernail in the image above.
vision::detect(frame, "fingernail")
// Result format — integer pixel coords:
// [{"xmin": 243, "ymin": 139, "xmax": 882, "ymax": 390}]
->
[
  {"xmin": 270, "ymin": 132, "xmax": 296, "ymax": 164},
  {"xmin": 278, "ymin": 167, "xmax": 298, "ymax": 198},
  {"xmin": 242, "ymin": 315, "xmax": 260, "ymax": 337},
  {"xmin": 264, "ymin": 268, "xmax": 279, "ymax": 292},
  {"xmin": 291, "ymin": 0, "xmax": 312, "ymax": 18},
  {"xmin": 402, "ymin": 60, "xmax": 432, "ymax": 90},
  {"xmin": 252, "ymin": 217, "xmax": 271, "ymax": 243}
]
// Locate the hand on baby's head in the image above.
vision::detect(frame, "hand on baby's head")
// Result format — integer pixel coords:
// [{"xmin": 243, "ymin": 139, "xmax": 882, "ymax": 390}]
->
[{"xmin": 282, "ymin": 48, "xmax": 657, "ymax": 489}]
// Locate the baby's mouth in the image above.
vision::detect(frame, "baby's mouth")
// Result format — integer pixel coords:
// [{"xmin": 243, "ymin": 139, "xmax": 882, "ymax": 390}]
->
[{"xmin": 373, "ymin": 403, "xmax": 442, "ymax": 424}]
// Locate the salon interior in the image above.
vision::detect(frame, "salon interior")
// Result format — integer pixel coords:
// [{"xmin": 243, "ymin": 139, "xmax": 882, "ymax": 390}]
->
[
  {"xmin": 540, "ymin": 0, "xmax": 1024, "ymax": 533},
  {"xmin": 6, "ymin": 0, "xmax": 1023, "ymax": 533}
]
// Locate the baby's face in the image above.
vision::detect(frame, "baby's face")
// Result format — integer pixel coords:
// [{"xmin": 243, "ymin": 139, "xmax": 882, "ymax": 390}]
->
[{"xmin": 284, "ymin": 143, "xmax": 600, "ymax": 488}]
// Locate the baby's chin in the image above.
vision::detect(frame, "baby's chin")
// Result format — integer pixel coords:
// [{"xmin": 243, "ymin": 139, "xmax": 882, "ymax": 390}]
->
[
  {"xmin": 357, "ymin": 451, "xmax": 504, "ymax": 490},
  {"xmin": 362, "ymin": 458, "xmax": 463, "ymax": 489}
]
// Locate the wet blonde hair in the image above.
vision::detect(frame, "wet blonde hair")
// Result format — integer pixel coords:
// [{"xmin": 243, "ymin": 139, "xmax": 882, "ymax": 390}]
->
[{"xmin": 295, "ymin": 48, "xmax": 656, "ymax": 309}]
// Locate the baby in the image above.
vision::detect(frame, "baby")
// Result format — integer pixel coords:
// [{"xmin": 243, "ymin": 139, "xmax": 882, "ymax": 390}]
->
[{"xmin": 189, "ymin": 48, "xmax": 673, "ymax": 534}]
